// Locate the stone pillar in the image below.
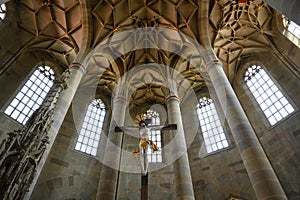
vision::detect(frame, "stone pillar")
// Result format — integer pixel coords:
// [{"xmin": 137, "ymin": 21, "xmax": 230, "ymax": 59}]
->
[
  {"xmin": 165, "ymin": 95, "xmax": 195, "ymax": 200},
  {"xmin": 205, "ymin": 59, "xmax": 287, "ymax": 200},
  {"xmin": 96, "ymin": 96, "xmax": 127, "ymax": 200},
  {"xmin": 22, "ymin": 63, "xmax": 86, "ymax": 199},
  {"xmin": 263, "ymin": 0, "xmax": 300, "ymax": 24}
]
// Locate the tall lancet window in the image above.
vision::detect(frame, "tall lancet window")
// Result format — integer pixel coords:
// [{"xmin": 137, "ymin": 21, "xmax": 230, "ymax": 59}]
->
[
  {"xmin": 4, "ymin": 65, "xmax": 55, "ymax": 125},
  {"xmin": 144, "ymin": 110, "xmax": 162, "ymax": 163},
  {"xmin": 75, "ymin": 99, "xmax": 106, "ymax": 156},
  {"xmin": 245, "ymin": 65, "xmax": 295, "ymax": 125},
  {"xmin": 197, "ymin": 97, "xmax": 229, "ymax": 153}
]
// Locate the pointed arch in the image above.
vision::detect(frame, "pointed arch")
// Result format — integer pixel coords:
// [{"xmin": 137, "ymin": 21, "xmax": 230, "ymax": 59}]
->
[
  {"xmin": 244, "ymin": 64, "xmax": 295, "ymax": 125},
  {"xmin": 143, "ymin": 109, "xmax": 163, "ymax": 163},
  {"xmin": 196, "ymin": 97, "xmax": 229, "ymax": 153},
  {"xmin": 75, "ymin": 99, "xmax": 106, "ymax": 156}
]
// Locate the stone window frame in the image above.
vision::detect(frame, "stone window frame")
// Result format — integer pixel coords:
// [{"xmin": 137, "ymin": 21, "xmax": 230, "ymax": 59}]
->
[
  {"xmin": 244, "ymin": 63, "xmax": 295, "ymax": 126},
  {"xmin": 282, "ymin": 16, "xmax": 300, "ymax": 47},
  {"xmin": 196, "ymin": 96, "xmax": 231, "ymax": 155},
  {"xmin": 74, "ymin": 98, "xmax": 106, "ymax": 157},
  {"xmin": 143, "ymin": 109, "xmax": 163, "ymax": 163},
  {"xmin": 3, "ymin": 65, "xmax": 55, "ymax": 125}
]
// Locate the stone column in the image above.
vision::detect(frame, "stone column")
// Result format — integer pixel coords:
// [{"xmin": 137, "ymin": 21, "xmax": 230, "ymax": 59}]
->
[
  {"xmin": 24, "ymin": 63, "xmax": 86, "ymax": 199},
  {"xmin": 96, "ymin": 96, "xmax": 127, "ymax": 200},
  {"xmin": 205, "ymin": 59, "xmax": 287, "ymax": 200},
  {"xmin": 165, "ymin": 95, "xmax": 195, "ymax": 200}
]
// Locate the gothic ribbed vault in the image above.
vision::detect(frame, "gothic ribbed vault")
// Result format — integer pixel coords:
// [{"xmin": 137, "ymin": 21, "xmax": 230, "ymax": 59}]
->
[{"xmin": 10, "ymin": 0, "xmax": 276, "ymax": 104}]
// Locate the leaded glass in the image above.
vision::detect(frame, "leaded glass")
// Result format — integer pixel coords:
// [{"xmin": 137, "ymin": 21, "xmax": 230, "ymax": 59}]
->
[
  {"xmin": 197, "ymin": 97, "xmax": 229, "ymax": 153},
  {"xmin": 75, "ymin": 99, "xmax": 106, "ymax": 156},
  {"xmin": 245, "ymin": 65, "xmax": 294, "ymax": 125},
  {"xmin": 143, "ymin": 110, "xmax": 162, "ymax": 163},
  {"xmin": 4, "ymin": 66, "xmax": 55, "ymax": 125}
]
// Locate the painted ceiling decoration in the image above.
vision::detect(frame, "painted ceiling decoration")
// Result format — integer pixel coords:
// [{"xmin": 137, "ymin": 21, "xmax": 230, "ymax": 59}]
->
[{"xmin": 8, "ymin": 0, "xmax": 276, "ymax": 105}]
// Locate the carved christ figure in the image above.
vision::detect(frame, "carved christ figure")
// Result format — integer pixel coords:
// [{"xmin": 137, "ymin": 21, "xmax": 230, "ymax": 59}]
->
[{"xmin": 115, "ymin": 119, "xmax": 176, "ymax": 176}]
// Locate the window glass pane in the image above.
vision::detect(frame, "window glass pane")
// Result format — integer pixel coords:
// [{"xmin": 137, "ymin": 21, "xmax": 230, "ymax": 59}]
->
[
  {"xmin": 75, "ymin": 99, "xmax": 106, "ymax": 156},
  {"xmin": 244, "ymin": 65, "xmax": 294, "ymax": 125},
  {"xmin": 282, "ymin": 16, "xmax": 300, "ymax": 47},
  {"xmin": 4, "ymin": 66, "xmax": 55, "ymax": 125},
  {"xmin": 142, "ymin": 109, "xmax": 163, "ymax": 163},
  {"xmin": 196, "ymin": 97, "xmax": 229, "ymax": 154},
  {"xmin": 287, "ymin": 21, "xmax": 300, "ymax": 38}
]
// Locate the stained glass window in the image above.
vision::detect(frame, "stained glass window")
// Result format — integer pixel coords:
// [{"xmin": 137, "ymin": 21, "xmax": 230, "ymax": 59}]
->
[
  {"xmin": 75, "ymin": 99, "xmax": 106, "ymax": 156},
  {"xmin": 245, "ymin": 65, "xmax": 295, "ymax": 125},
  {"xmin": 197, "ymin": 97, "xmax": 229, "ymax": 153},
  {"xmin": 4, "ymin": 66, "xmax": 55, "ymax": 125}
]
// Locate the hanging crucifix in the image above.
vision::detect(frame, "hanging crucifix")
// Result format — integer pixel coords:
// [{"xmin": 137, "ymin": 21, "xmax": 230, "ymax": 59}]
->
[{"xmin": 115, "ymin": 114, "xmax": 177, "ymax": 200}]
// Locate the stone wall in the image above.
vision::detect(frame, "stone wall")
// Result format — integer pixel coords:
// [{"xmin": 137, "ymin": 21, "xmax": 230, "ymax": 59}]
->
[
  {"xmin": 183, "ymin": 95, "xmax": 256, "ymax": 200},
  {"xmin": 0, "ymin": 12, "xmax": 299, "ymax": 198},
  {"xmin": 0, "ymin": 51, "xmax": 64, "ymax": 141},
  {"xmin": 117, "ymin": 107, "xmax": 176, "ymax": 200},
  {"xmin": 233, "ymin": 52, "xmax": 300, "ymax": 200},
  {"xmin": 30, "ymin": 106, "xmax": 104, "ymax": 200}
]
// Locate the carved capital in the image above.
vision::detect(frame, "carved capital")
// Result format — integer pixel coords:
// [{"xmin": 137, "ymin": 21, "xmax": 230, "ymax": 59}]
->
[
  {"xmin": 165, "ymin": 95, "xmax": 180, "ymax": 104},
  {"xmin": 201, "ymin": 50, "xmax": 222, "ymax": 72},
  {"xmin": 69, "ymin": 62, "xmax": 86, "ymax": 72},
  {"xmin": 113, "ymin": 96, "xmax": 128, "ymax": 105}
]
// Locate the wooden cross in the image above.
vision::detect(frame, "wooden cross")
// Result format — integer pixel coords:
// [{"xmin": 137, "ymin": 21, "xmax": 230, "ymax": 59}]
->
[{"xmin": 115, "ymin": 120, "xmax": 177, "ymax": 200}]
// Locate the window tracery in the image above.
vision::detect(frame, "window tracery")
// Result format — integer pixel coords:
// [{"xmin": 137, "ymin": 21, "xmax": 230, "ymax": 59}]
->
[
  {"xmin": 75, "ymin": 99, "xmax": 106, "ymax": 156},
  {"xmin": 196, "ymin": 97, "xmax": 229, "ymax": 153},
  {"xmin": 244, "ymin": 65, "xmax": 295, "ymax": 125},
  {"xmin": 142, "ymin": 109, "xmax": 162, "ymax": 163},
  {"xmin": 4, "ymin": 65, "xmax": 55, "ymax": 125}
]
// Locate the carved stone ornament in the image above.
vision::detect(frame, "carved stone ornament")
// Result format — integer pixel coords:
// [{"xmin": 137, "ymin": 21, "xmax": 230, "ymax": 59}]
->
[{"xmin": 0, "ymin": 68, "xmax": 71, "ymax": 200}]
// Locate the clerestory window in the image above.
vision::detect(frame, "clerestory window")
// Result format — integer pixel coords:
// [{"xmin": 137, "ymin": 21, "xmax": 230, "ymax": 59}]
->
[
  {"xmin": 143, "ymin": 110, "xmax": 163, "ymax": 163},
  {"xmin": 282, "ymin": 16, "xmax": 300, "ymax": 47},
  {"xmin": 75, "ymin": 99, "xmax": 106, "ymax": 156},
  {"xmin": 196, "ymin": 97, "xmax": 229, "ymax": 154},
  {"xmin": 244, "ymin": 65, "xmax": 295, "ymax": 125},
  {"xmin": 4, "ymin": 65, "xmax": 55, "ymax": 125}
]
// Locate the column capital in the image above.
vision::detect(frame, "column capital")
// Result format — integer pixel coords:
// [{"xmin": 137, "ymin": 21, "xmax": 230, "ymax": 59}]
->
[
  {"xmin": 113, "ymin": 96, "xmax": 128, "ymax": 104},
  {"xmin": 205, "ymin": 59, "xmax": 222, "ymax": 71},
  {"xmin": 165, "ymin": 95, "xmax": 180, "ymax": 104},
  {"xmin": 69, "ymin": 63, "xmax": 86, "ymax": 73},
  {"xmin": 201, "ymin": 50, "xmax": 222, "ymax": 72}
]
